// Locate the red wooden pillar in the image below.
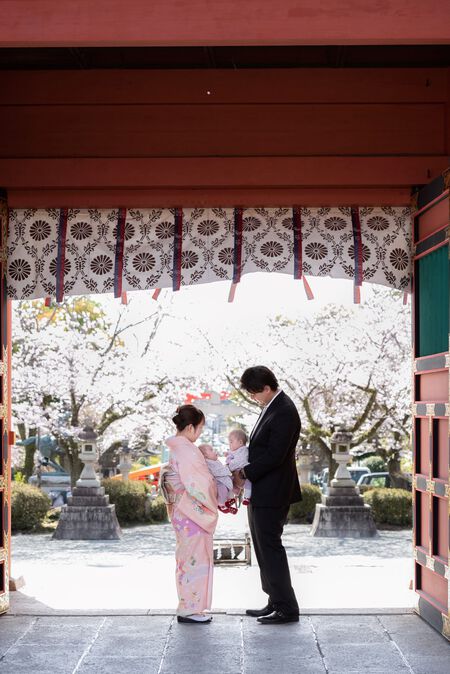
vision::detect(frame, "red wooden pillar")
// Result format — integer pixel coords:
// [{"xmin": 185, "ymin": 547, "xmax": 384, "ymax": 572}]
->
[
  {"xmin": 0, "ymin": 189, "xmax": 10, "ymax": 614},
  {"xmin": 412, "ymin": 169, "xmax": 450, "ymax": 639}
]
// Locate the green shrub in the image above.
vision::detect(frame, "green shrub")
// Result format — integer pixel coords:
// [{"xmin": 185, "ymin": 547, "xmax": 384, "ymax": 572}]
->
[
  {"xmin": 363, "ymin": 488, "xmax": 412, "ymax": 527},
  {"xmin": 102, "ymin": 479, "xmax": 168, "ymax": 525},
  {"xmin": 11, "ymin": 483, "xmax": 51, "ymax": 532},
  {"xmin": 102, "ymin": 479, "xmax": 148, "ymax": 524},
  {"xmin": 288, "ymin": 484, "xmax": 322, "ymax": 523},
  {"xmin": 149, "ymin": 495, "xmax": 168, "ymax": 523},
  {"xmin": 362, "ymin": 456, "xmax": 386, "ymax": 473}
]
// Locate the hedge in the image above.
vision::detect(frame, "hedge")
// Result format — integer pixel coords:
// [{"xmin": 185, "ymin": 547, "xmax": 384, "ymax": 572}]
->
[
  {"xmin": 102, "ymin": 479, "xmax": 168, "ymax": 525},
  {"xmin": 288, "ymin": 484, "xmax": 322, "ymax": 523},
  {"xmin": 148, "ymin": 495, "xmax": 168, "ymax": 523},
  {"xmin": 363, "ymin": 488, "xmax": 412, "ymax": 527},
  {"xmin": 11, "ymin": 483, "xmax": 51, "ymax": 532}
]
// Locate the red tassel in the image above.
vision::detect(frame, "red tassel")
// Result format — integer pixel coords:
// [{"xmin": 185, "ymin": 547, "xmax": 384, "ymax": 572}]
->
[
  {"xmin": 403, "ymin": 291, "xmax": 408, "ymax": 305},
  {"xmin": 302, "ymin": 276, "xmax": 314, "ymax": 300},
  {"xmin": 44, "ymin": 297, "xmax": 51, "ymax": 307},
  {"xmin": 354, "ymin": 285, "xmax": 361, "ymax": 304},
  {"xmin": 152, "ymin": 288, "xmax": 161, "ymax": 301},
  {"xmin": 121, "ymin": 291, "xmax": 128, "ymax": 305},
  {"xmin": 228, "ymin": 282, "xmax": 238, "ymax": 303}
]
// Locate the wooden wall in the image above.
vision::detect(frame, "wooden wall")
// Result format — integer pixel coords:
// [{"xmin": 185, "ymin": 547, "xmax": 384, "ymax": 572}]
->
[
  {"xmin": 0, "ymin": 68, "xmax": 449, "ymax": 207},
  {"xmin": 1, "ymin": 0, "xmax": 450, "ymax": 47}
]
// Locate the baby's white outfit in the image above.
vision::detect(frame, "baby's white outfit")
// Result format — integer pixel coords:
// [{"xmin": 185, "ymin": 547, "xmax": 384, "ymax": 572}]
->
[
  {"xmin": 205, "ymin": 458, "xmax": 234, "ymax": 506},
  {"xmin": 226, "ymin": 445, "xmax": 251, "ymax": 501}
]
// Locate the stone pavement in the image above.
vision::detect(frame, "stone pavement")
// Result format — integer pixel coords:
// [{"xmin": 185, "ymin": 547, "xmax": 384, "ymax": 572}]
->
[{"xmin": 0, "ymin": 612, "xmax": 449, "ymax": 674}]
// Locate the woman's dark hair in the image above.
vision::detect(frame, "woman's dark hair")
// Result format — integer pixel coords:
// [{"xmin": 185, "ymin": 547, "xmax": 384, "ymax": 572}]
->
[
  {"xmin": 172, "ymin": 404, "xmax": 205, "ymax": 431},
  {"xmin": 240, "ymin": 366, "xmax": 279, "ymax": 393}
]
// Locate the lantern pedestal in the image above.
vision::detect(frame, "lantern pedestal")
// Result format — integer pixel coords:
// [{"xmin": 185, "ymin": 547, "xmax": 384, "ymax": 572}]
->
[
  {"xmin": 311, "ymin": 428, "xmax": 378, "ymax": 538},
  {"xmin": 53, "ymin": 486, "xmax": 122, "ymax": 540}
]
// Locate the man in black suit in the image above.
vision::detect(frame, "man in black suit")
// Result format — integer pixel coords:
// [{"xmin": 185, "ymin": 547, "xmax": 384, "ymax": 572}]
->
[{"xmin": 237, "ymin": 366, "xmax": 301, "ymax": 624}]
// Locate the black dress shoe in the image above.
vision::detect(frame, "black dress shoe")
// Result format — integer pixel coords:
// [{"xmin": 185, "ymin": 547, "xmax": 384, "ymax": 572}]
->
[
  {"xmin": 257, "ymin": 610, "xmax": 299, "ymax": 625},
  {"xmin": 177, "ymin": 615, "xmax": 212, "ymax": 624},
  {"xmin": 245, "ymin": 604, "xmax": 274, "ymax": 617}
]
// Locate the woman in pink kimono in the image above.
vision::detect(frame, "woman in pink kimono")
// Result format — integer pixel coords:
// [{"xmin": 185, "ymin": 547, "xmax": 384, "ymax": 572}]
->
[{"xmin": 164, "ymin": 405, "xmax": 218, "ymax": 624}]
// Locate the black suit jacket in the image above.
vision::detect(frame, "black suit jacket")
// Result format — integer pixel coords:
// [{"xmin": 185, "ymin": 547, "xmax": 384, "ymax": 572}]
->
[{"xmin": 244, "ymin": 391, "xmax": 302, "ymax": 508}]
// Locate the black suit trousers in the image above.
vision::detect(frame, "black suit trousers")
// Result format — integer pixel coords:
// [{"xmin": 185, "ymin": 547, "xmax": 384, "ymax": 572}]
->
[{"xmin": 248, "ymin": 503, "xmax": 299, "ymax": 615}]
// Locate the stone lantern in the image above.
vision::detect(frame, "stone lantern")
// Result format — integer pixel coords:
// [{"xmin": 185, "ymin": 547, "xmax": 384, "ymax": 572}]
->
[
  {"xmin": 118, "ymin": 439, "xmax": 132, "ymax": 482},
  {"xmin": 311, "ymin": 426, "xmax": 377, "ymax": 538},
  {"xmin": 330, "ymin": 428, "xmax": 355, "ymax": 489},
  {"xmin": 76, "ymin": 425, "xmax": 100, "ymax": 488},
  {"xmin": 53, "ymin": 424, "xmax": 121, "ymax": 540}
]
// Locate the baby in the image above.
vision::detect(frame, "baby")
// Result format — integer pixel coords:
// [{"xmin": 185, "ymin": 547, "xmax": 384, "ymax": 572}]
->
[
  {"xmin": 226, "ymin": 429, "xmax": 251, "ymax": 506},
  {"xmin": 198, "ymin": 444, "xmax": 236, "ymax": 514}
]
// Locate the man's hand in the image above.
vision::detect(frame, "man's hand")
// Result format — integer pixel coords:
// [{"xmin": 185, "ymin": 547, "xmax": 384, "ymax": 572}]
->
[{"xmin": 232, "ymin": 469, "xmax": 245, "ymax": 490}]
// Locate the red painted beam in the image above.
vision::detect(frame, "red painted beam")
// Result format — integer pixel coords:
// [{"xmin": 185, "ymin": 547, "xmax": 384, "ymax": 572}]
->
[
  {"xmin": 1, "ymin": 1, "xmax": 450, "ymax": 47},
  {"xmin": 0, "ymin": 103, "xmax": 444, "ymax": 158},
  {"xmin": 1, "ymin": 69, "xmax": 447, "ymax": 105},
  {"xmin": 6, "ymin": 187, "xmax": 414, "ymax": 209},
  {"xmin": 0, "ymin": 156, "xmax": 446, "ymax": 190}
]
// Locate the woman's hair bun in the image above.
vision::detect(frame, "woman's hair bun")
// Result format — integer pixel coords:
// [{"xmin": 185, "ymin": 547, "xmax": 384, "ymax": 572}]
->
[{"xmin": 172, "ymin": 404, "xmax": 205, "ymax": 431}]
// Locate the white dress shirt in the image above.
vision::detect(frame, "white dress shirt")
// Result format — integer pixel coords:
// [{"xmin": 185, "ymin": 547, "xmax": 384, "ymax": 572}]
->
[{"xmin": 249, "ymin": 389, "xmax": 283, "ymax": 442}]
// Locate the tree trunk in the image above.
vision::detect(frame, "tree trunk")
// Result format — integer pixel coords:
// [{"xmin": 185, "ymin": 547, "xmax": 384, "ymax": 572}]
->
[
  {"xmin": 23, "ymin": 444, "xmax": 36, "ymax": 480},
  {"xmin": 327, "ymin": 450, "xmax": 338, "ymax": 485},
  {"xmin": 67, "ymin": 451, "xmax": 83, "ymax": 488},
  {"xmin": 22, "ymin": 426, "xmax": 37, "ymax": 480},
  {"xmin": 388, "ymin": 453, "xmax": 410, "ymax": 490}
]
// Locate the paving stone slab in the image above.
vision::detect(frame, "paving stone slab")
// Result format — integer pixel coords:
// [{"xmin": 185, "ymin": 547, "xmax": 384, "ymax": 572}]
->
[
  {"xmin": 0, "ymin": 647, "xmax": 85, "ymax": 673},
  {"xmin": 405, "ymin": 654, "xmax": 450, "ymax": 674},
  {"xmin": 321, "ymin": 642, "xmax": 410, "ymax": 672},
  {"xmin": 243, "ymin": 642, "xmax": 320, "ymax": 661},
  {"xmin": 88, "ymin": 632, "xmax": 165, "ymax": 658},
  {"xmin": 0, "ymin": 618, "xmax": 36, "ymax": 654},
  {"xmin": 161, "ymin": 668, "xmax": 241, "ymax": 674},
  {"xmin": 34, "ymin": 616, "xmax": 106, "ymax": 627},
  {"xmin": 378, "ymin": 613, "xmax": 438, "ymax": 635},
  {"xmin": 244, "ymin": 664, "xmax": 326, "ymax": 674},
  {"xmin": 311, "ymin": 619, "xmax": 388, "ymax": 645},
  {"xmin": 388, "ymin": 632, "xmax": 450, "ymax": 656},
  {"xmin": 102, "ymin": 615, "xmax": 172, "ymax": 629},
  {"xmin": 77, "ymin": 655, "xmax": 162, "ymax": 674}
]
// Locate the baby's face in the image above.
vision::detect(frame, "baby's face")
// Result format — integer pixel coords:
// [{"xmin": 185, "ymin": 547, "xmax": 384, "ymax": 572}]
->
[
  {"xmin": 200, "ymin": 444, "xmax": 218, "ymax": 461},
  {"xmin": 228, "ymin": 434, "xmax": 242, "ymax": 452}
]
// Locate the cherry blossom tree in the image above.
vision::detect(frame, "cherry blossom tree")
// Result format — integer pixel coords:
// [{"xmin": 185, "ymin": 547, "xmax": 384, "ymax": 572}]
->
[
  {"xmin": 197, "ymin": 286, "xmax": 411, "ymax": 483},
  {"xmin": 12, "ymin": 296, "xmax": 169, "ymax": 485}
]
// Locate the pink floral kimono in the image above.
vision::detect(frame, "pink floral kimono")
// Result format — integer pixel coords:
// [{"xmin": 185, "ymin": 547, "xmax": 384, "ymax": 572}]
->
[{"xmin": 165, "ymin": 436, "xmax": 218, "ymax": 616}]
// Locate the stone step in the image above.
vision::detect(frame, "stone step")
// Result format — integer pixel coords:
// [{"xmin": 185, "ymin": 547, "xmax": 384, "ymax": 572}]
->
[
  {"xmin": 67, "ymin": 495, "xmax": 110, "ymax": 507},
  {"xmin": 60, "ymin": 505, "xmax": 116, "ymax": 516},
  {"xmin": 311, "ymin": 503, "xmax": 378, "ymax": 538},
  {"xmin": 327, "ymin": 486, "xmax": 361, "ymax": 497},
  {"xmin": 71, "ymin": 486, "xmax": 105, "ymax": 497},
  {"xmin": 53, "ymin": 505, "xmax": 122, "ymax": 540},
  {"xmin": 322, "ymin": 495, "xmax": 365, "ymax": 507}
]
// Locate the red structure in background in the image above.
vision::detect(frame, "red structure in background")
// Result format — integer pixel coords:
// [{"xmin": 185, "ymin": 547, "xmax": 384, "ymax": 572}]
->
[{"xmin": 184, "ymin": 392, "xmax": 230, "ymax": 405}]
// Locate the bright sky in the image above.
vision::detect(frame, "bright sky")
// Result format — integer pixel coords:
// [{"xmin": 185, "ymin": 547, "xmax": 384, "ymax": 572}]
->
[{"xmin": 96, "ymin": 273, "xmax": 409, "ymax": 385}]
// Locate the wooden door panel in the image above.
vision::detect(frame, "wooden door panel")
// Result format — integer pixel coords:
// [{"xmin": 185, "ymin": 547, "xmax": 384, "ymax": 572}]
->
[{"xmin": 412, "ymin": 169, "xmax": 449, "ymax": 638}]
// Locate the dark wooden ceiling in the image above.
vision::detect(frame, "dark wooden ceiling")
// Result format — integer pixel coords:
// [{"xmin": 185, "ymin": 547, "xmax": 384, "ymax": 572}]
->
[{"xmin": 1, "ymin": 45, "xmax": 450, "ymax": 70}]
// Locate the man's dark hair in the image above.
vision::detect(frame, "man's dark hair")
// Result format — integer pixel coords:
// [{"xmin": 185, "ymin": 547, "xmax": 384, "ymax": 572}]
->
[{"xmin": 240, "ymin": 366, "xmax": 279, "ymax": 393}]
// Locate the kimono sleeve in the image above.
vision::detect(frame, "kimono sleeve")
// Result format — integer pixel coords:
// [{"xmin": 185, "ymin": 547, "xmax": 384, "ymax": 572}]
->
[{"xmin": 176, "ymin": 443, "xmax": 218, "ymax": 534}]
